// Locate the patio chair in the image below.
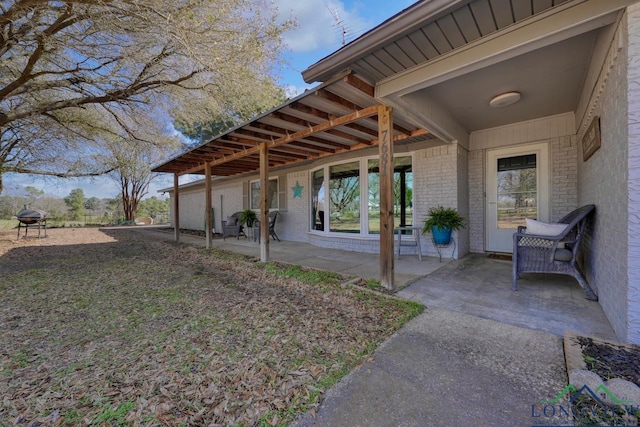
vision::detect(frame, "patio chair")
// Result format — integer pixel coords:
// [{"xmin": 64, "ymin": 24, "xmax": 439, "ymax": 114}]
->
[
  {"xmin": 268, "ymin": 211, "xmax": 280, "ymax": 241},
  {"xmin": 512, "ymin": 204, "xmax": 597, "ymax": 300},
  {"xmin": 222, "ymin": 211, "xmax": 244, "ymax": 240},
  {"xmin": 255, "ymin": 211, "xmax": 280, "ymax": 243}
]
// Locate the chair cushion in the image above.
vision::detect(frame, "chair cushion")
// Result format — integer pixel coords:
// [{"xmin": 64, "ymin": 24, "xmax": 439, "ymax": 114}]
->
[
  {"xmin": 525, "ymin": 218, "xmax": 567, "ymax": 236},
  {"xmin": 226, "ymin": 216, "xmax": 237, "ymax": 226},
  {"xmin": 554, "ymin": 248, "xmax": 574, "ymax": 262}
]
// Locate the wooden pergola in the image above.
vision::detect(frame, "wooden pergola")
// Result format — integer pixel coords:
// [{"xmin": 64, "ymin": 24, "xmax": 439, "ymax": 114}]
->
[{"xmin": 153, "ymin": 70, "xmax": 432, "ymax": 289}]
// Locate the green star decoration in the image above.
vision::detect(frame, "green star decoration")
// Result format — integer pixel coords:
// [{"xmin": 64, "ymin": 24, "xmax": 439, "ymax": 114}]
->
[{"xmin": 292, "ymin": 180, "xmax": 303, "ymax": 198}]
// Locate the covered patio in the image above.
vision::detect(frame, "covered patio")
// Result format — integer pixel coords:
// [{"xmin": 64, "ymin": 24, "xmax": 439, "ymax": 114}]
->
[
  {"xmin": 151, "ymin": 0, "xmax": 639, "ymax": 343},
  {"xmin": 153, "ymin": 70, "xmax": 436, "ymax": 290}
]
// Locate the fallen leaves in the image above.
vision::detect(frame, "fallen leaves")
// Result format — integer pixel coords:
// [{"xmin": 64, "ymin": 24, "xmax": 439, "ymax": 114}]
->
[{"xmin": 0, "ymin": 228, "xmax": 422, "ymax": 425}]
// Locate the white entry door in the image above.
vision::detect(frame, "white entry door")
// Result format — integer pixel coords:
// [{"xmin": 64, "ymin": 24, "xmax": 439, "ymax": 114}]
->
[{"xmin": 486, "ymin": 143, "xmax": 549, "ymax": 253}]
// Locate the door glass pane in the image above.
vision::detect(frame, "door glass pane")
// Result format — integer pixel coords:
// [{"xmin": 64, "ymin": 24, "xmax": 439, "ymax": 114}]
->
[
  {"xmin": 367, "ymin": 157, "xmax": 413, "ymax": 234},
  {"xmin": 311, "ymin": 169, "xmax": 325, "ymax": 230},
  {"xmin": 395, "ymin": 156, "xmax": 413, "ymax": 230},
  {"xmin": 368, "ymin": 160, "xmax": 380, "ymax": 233},
  {"xmin": 329, "ymin": 161, "xmax": 360, "ymax": 233},
  {"xmin": 496, "ymin": 154, "xmax": 537, "ymax": 229}
]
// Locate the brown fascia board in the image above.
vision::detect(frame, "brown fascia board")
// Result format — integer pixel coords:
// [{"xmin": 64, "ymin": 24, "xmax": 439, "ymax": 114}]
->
[{"xmin": 302, "ymin": 0, "xmax": 468, "ymax": 84}]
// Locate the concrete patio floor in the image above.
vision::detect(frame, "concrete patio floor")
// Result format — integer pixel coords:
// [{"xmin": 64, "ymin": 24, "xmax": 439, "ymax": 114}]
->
[
  {"xmin": 135, "ymin": 227, "xmax": 615, "ymax": 340},
  {"xmin": 136, "ymin": 227, "xmax": 446, "ymax": 288},
  {"xmin": 398, "ymin": 254, "xmax": 617, "ymax": 340}
]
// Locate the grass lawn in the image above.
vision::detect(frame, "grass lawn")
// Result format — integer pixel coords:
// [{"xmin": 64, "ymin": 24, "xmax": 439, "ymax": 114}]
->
[
  {"xmin": 0, "ymin": 228, "xmax": 422, "ymax": 426},
  {"xmin": 0, "ymin": 218, "xmax": 17, "ymax": 229}
]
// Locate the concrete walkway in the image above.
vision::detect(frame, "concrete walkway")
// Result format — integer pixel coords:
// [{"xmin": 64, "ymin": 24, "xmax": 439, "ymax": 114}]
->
[
  {"xmin": 132, "ymin": 227, "xmax": 617, "ymax": 426},
  {"xmin": 293, "ymin": 308, "xmax": 569, "ymax": 427}
]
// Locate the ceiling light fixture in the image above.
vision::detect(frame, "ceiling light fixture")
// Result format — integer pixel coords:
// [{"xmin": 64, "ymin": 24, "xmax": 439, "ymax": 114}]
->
[{"xmin": 489, "ymin": 91, "xmax": 521, "ymax": 108}]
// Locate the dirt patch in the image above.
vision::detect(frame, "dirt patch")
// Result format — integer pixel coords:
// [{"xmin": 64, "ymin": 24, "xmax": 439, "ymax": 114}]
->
[
  {"xmin": 564, "ymin": 333, "xmax": 640, "ymax": 426},
  {"xmin": 575, "ymin": 336, "xmax": 640, "ymax": 387},
  {"xmin": 0, "ymin": 227, "xmax": 118, "ymax": 255},
  {"xmin": 0, "ymin": 227, "xmax": 422, "ymax": 426}
]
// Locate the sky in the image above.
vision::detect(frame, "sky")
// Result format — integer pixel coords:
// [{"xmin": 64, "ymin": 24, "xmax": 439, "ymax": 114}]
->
[{"xmin": 2, "ymin": 0, "xmax": 416, "ymax": 201}]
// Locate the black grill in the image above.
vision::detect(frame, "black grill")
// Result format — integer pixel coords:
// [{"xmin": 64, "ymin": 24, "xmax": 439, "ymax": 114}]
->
[{"xmin": 16, "ymin": 205, "xmax": 48, "ymax": 238}]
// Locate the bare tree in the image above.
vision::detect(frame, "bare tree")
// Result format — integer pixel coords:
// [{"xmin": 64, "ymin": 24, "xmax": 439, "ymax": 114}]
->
[
  {"xmin": 0, "ymin": 0, "xmax": 291, "ymax": 194},
  {"xmin": 107, "ymin": 132, "xmax": 179, "ymax": 221}
]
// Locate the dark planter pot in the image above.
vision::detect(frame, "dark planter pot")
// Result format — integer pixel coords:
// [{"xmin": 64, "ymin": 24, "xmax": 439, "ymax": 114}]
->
[{"xmin": 432, "ymin": 226, "xmax": 452, "ymax": 245}]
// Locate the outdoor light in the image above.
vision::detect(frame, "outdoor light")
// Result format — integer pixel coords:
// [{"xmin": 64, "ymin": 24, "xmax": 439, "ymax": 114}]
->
[{"xmin": 489, "ymin": 91, "xmax": 521, "ymax": 108}]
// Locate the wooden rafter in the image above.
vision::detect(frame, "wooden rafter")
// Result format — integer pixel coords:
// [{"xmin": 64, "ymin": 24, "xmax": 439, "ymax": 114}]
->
[
  {"xmin": 286, "ymin": 103, "xmax": 379, "ymax": 139},
  {"xmin": 153, "ymin": 71, "xmax": 433, "ymax": 177},
  {"xmin": 343, "ymin": 74, "xmax": 375, "ymax": 96},
  {"xmin": 314, "ymin": 86, "xmax": 414, "ymax": 136},
  {"xmin": 179, "ymin": 104, "xmax": 380, "ymax": 175}
]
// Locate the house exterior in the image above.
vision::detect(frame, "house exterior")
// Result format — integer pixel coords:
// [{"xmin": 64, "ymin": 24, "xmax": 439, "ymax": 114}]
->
[{"xmin": 155, "ymin": 0, "xmax": 640, "ymax": 344}]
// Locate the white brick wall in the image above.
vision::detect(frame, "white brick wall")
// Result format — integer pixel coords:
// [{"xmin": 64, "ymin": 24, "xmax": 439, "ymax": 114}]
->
[
  {"xmin": 578, "ymin": 12, "xmax": 630, "ymax": 342},
  {"xmin": 176, "ymin": 189, "xmax": 206, "ymax": 231},
  {"xmin": 278, "ymin": 171, "xmax": 309, "ymax": 242},
  {"xmin": 414, "ymin": 144, "xmax": 463, "ymax": 258},
  {"xmin": 215, "ymin": 183, "xmax": 244, "ymax": 229},
  {"xmin": 468, "ymin": 150, "xmax": 485, "ymax": 253},
  {"xmin": 551, "ymin": 136, "xmax": 578, "ymax": 221},
  {"xmin": 626, "ymin": 4, "xmax": 640, "ymax": 344},
  {"xmin": 456, "ymin": 145, "xmax": 470, "ymax": 256},
  {"xmin": 308, "ymin": 234, "xmax": 381, "ymax": 253},
  {"xmin": 170, "ymin": 181, "xmax": 244, "ymax": 232}
]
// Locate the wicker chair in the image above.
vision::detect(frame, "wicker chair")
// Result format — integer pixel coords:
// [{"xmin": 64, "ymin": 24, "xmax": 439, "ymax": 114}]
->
[
  {"xmin": 221, "ymin": 212, "xmax": 244, "ymax": 240},
  {"xmin": 512, "ymin": 204, "xmax": 597, "ymax": 300}
]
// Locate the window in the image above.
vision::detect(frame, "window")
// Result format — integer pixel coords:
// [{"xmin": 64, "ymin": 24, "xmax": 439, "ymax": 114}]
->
[
  {"xmin": 329, "ymin": 161, "xmax": 360, "ymax": 233},
  {"xmin": 497, "ymin": 154, "xmax": 537, "ymax": 229},
  {"xmin": 250, "ymin": 178, "xmax": 279, "ymax": 210},
  {"xmin": 311, "ymin": 169, "xmax": 325, "ymax": 230},
  {"xmin": 310, "ymin": 155, "xmax": 413, "ymax": 235},
  {"xmin": 367, "ymin": 156, "xmax": 413, "ymax": 234}
]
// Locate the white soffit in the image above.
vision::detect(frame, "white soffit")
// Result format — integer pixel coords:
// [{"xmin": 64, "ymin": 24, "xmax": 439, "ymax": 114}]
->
[
  {"xmin": 304, "ymin": 0, "xmax": 578, "ymax": 84},
  {"xmin": 406, "ymin": 30, "xmax": 600, "ymax": 131},
  {"xmin": 376, "ymin": 0, "xmax": 626, "ymax": 99}
]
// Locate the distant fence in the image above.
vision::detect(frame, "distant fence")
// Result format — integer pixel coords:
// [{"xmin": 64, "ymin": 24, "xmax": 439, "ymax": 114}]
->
[{"xmin": 1, "ymin": 211, "xmax": 170, "ymax": 229}]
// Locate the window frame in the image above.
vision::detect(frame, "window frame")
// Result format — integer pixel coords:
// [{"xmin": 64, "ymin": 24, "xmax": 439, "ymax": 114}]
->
[
  {"xmin": 309, "ymin": 153, "xmax": 414, "ymax": 237},
  {"xmin": 249, "ymin": 177, "xmax": 279, "ymax": 210}
]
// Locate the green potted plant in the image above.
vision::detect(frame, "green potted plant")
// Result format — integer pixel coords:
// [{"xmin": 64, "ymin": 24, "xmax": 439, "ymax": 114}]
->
[
  {"xmin": 240, "ymin": 209, "xmax": 257, "ymax": 227},
  {"xmin": 422, "ymin": 206, "xmax": 465, "ymax": 245}
]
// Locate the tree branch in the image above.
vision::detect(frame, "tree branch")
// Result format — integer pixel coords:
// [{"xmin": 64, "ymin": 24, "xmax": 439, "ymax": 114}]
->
[
  {"xmin": 1, "ymin": 68, "xmax": 203, "ymax": 127},
  {"xmin": 6, "ymin": 166, "xmax": 116, "ymax": 177},
  {"xmin": 0, "ymin": 3, "xmax": 82, "ymax": 101}
]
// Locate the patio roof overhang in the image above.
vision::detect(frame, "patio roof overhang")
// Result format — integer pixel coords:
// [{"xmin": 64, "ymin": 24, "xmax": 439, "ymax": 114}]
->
[
  {"xmin": 152, "ymin": 70, "xmax": 434, "ymax": 178},
  {"xmin": 152, "ymin": 70, "xmax": 432, "ymax": 289}
]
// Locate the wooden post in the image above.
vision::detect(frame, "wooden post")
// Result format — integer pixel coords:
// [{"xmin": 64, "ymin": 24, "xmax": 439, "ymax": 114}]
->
[
  {"xmin": 173, "ymin": 173, "xmax": 180, "ymax": 242},
  {"xmin": 259, "ymin": 142, "xmax": 269, "ymax": 262},
  {"xmin": 379, "ymin": 105, "xmax": 394, "ymax": 290},
  {"xmin": 205, "ymin": 163, "xmax": 212, "ymax": 249}
]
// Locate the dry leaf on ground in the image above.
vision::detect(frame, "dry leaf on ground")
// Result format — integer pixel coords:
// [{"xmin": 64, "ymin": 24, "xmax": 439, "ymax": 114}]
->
[{"xmin": 0, "ymin": 228, "xmax": 422, "ymax": 426}]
